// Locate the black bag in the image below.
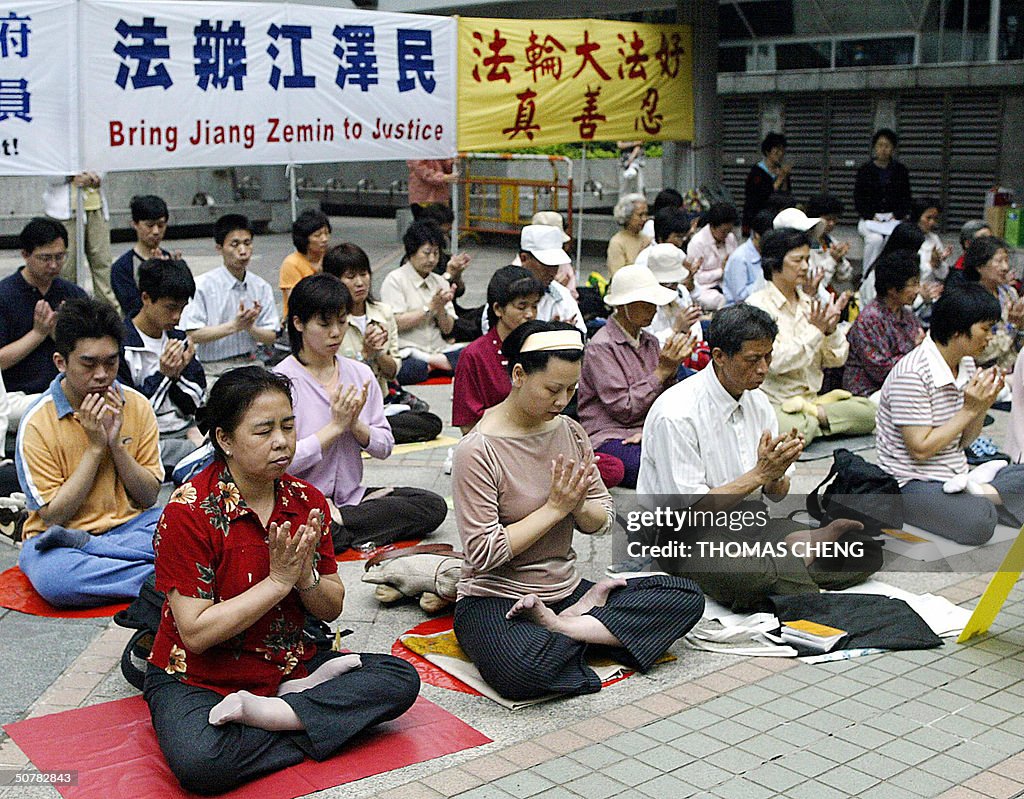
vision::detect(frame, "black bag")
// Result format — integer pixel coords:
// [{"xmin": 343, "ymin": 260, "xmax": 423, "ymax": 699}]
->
[
  {"xmin": 807, "ymin": 448, "xmax": 903, "ymax": 535},
  {"xmin": 113, "ymin": 574, "xmax": 165, "ymax": 690}
]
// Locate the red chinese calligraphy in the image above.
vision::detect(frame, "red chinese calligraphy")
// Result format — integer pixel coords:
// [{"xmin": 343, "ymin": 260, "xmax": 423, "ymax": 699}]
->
[
  {"xmin": 654, "ymin": 32, "xmax": 685, "ymax": 78},
  {"xmin": 616, "ymin": 31, "xmax": 648, "ymax": 80},
  {"xmin": 571, "ymin": 30, "xmax": 610, "ymax": 80},
  {"xmin": 571, "ymin": 85, "xmax": 606, "ymax": 140},
  {"xmin": 524, "ymin": 32, "xmax": 566, "ymax": 81},
  {"xmin": 634, "ymin": 87, "xmax": 663, "ymax": 135},
  {"xmin": 502, "ymin": 88, "xmax": 540, "ymax": 140},
  {"xmin": 471, "ymin": 29, "xmax": 515, "ymax": 83}
]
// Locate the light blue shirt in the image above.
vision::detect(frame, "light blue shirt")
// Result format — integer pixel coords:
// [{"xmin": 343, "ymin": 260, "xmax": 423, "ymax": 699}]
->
[{"xmin": 722, "ymin": 238, "xmax": 764, "ymax": 306}]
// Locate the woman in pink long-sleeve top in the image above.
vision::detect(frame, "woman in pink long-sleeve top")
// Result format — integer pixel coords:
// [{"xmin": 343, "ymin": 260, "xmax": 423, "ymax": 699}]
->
[
  {"xmin": 687, "ymin": 202, "xmax": 739, "ymax": 311},
  {"xmin": 274, "ymin": 274, "xmax": 446, "ymax": 554},
  {"xmin": 451, "ymin": 319, "xmax": 704, "ymax": 702}
]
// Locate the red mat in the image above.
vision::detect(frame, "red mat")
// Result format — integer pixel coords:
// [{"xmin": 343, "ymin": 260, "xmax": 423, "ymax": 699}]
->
[
  {"xmin": 335, "ymin": 538, "xmax": 421, "ymax": 563},
  {"xmin": 420, "ymin": 375, "xmax": 453, "ymax": 385},
  {"xmin": 4, "ymin": 694, "xmax": 489, "ymax": 799},
  {"xmin": 0, "ymin": 566, "xmax": 129, "ymax": 618}
]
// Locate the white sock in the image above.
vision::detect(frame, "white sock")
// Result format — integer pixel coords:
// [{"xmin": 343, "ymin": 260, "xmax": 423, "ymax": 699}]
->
[
  {"xmin": 943, "ymin": 473, "xmax": 969, "ymax": 494},
  {"xmin": 969, "ymin": 459, "xmax": 1008, "ymax": 485}
]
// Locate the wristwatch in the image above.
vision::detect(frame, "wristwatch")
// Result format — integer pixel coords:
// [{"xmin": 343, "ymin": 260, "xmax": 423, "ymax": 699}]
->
[{"xmin": 297, "ymin": 567, "xmax": 320, "ymax": 593}]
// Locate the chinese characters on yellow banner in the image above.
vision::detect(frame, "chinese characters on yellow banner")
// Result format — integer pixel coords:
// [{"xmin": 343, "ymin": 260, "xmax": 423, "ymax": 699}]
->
[{"xmin": 457, "ymin": 18, "xmax": 693, "ymax": 151}]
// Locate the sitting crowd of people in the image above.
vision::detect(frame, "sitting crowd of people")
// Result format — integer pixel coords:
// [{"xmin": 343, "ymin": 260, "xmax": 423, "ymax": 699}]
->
[{"xmin": 1, "ymin": 162, "xmax": 1022, "ymax": 795}]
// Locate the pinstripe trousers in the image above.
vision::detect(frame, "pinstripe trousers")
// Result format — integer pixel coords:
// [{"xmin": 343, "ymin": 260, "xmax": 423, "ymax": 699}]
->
[{"xmin": 453, "ymin": 576, "xmax": 704, "ymax": 702}]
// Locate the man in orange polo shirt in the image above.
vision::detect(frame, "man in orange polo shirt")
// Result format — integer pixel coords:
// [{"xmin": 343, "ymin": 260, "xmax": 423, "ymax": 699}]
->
[{"xmin": 16, "ymin": 297, "xmax": 162, "ymax": 607}]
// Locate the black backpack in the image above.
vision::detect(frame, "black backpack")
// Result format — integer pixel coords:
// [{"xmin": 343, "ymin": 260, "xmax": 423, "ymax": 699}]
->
[
  {"xmin": 113, "ymin": 574, "xmax": 165, "ymax": 690},
  {"xmin": 807, "ymin": 448, "xmax": 903, "ymax": 535}
]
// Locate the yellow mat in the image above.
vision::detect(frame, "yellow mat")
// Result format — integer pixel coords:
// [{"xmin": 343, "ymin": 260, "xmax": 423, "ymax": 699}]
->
[
  {"xmin": 401, "ymin": 627, "xmax": 674, "ymax": 710},
  {"xmin": 362, "ymin": 435, "xmax": 459, "ymax": 459}
]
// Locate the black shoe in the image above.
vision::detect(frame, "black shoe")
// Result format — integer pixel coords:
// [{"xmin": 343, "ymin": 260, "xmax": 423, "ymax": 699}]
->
[{"xmin": 393, "ymin": 389, "xmax": 430, "ymax": 413}]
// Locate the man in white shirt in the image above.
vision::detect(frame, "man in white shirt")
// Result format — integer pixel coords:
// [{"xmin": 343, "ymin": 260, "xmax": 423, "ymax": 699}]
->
[
  {"xmin": 637, "ymin": 304, "xmax": 875, "ymax": 610},
  {"xmin": 180, "ymin": 214, "xmax": 279, "ymax": 380},
  {"xmin": 482, "ymin": 225, "xmax": 586, "ymax": 337}
]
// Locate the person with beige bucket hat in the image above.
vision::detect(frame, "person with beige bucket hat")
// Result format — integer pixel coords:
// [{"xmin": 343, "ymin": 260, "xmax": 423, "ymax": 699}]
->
[{"xmin": 578, "ymin": 264, "xmax": 696, "ymax": 488}]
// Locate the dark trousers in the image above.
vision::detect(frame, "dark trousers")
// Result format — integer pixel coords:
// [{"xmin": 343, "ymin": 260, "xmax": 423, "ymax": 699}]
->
[
  {"xmin": 396, "ymin": 349, "xmax": 462, "ymax": 385},
  {"xmin": 332, "ymin": 486, "xmax": 447, "ymax": 552},
  {"xmin": 387, "ymin": 410, "xmax": 443, "ymax": 444},
  {"xmin": 595, "ymin": 440, "xmax": 641, "ymax": 489},
  {"xmin": 144, "ymin": 650, "xmax": 420, "ymax": 795},
  {"xmin": 453, "ymin": 576, "xmax": 704, "ymax": 702},
  {"xmin": 901, "ymin": 465, "xmax": 1024, "ymax": 545}
]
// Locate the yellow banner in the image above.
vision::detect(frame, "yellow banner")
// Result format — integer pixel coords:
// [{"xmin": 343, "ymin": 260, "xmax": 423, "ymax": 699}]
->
[{"xmin": 457, "ymin": 18, "xmax": 693, "ymax": 151}]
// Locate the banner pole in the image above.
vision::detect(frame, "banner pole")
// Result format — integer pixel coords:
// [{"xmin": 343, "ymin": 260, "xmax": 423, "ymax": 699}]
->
[
  {"xmin": 576, "ymin": 143, "xmax": 586, "ymax": 282},
  {"xmin": 288, "ymin": 164, "xmax": 297, "ymax": 222},
  {"xmin": 451, "ymin": 16, "xmax": 460, "ymax": 258}
]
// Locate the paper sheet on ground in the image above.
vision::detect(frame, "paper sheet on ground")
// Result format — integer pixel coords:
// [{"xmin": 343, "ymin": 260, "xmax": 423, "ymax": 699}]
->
[{"xmin": 881, "ymin": 522, "xmax": 1020, "ymax": 562}]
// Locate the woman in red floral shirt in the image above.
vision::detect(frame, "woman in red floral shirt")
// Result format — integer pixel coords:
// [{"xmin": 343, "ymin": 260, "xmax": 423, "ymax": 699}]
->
[{"xmin": 144, "ymin": 367, "xmax": 419, "ymax": 794}]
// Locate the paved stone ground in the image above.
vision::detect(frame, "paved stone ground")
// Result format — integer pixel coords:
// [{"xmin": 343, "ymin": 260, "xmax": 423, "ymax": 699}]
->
[{"xmin": 1, "ymin": 218, "xmax": 1022, "ymax": 798}]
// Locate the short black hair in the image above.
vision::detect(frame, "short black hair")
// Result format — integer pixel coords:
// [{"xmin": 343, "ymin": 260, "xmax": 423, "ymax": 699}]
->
[
  {"xmin": 651, "ymin": 188, "xmax": 684, "ymax": 215},
  {"xmin": 287, "ymin": 273, "xmax": 351, "ymax": 355},
  {"xmin": 292, "ymin": 208, "xmax": 331, "ymax": 255},
  {"xmin": 872, "ymin": 128, "xmax": 898, "ymax": 147},
  {"xmin": 761, "ymin": 132, "xmax": 787, "ymax": 155},
  {"xmin": 760, "ymin": 227, "xmax": 810, "ymax": 280},
  {"xmin": 653, "ymin": 208, "xmax": 691, "ymax": 243},
  {"xmin": 878, "ymin": 222, "xmax": 926, "ymax": 261},
  {"xmin": 323, "ymin": 242, "xmax": 371, "ymax": 277},
  {"xmin": 138, "ymin": 258, "xmax": 195, "ymax": 304},
  {"xmin": 20, "ymin": 217, "xmax": 67, "ymax": 253},
  {"xmin": 806, "ymin": 193, "xmax": 844, "ymax": 218},
  {"xmin": 962, "ymin": 237, "xmax": 1010, "ymax": 282},
  {"xmin": 197, "ymin": 367, "xmax": 293, "ymax": 460},
  {"xmin": 750, "ymin": 209, "xmax": 775, "ymax": 238},
  {"xmin": 418, "ymin": 203, "xmax": 455, "ymax": 227},
  {"xmin": 502, "ymin": 320, "xmax": 583, "ymax": 377},
  {"xmin": 930, "ymin": 282, "xmax": 1002, "ymax": 345},
  {"xmin": 706, "ymin": 202, "xmax": 739, "ymax": 228},
  {"xmin": 402, "ymin": 220, "xmax": 445, "ymax": 260},
  {"xmin": 873, "ymin": 251, "xmax": 920, "ymax": 300},
  {"xmin": 707, "ymin": 304, "xmax": 778, "ymax": 356},
  {"xmin": 214, "ymin": 214, "xmax": 254, "ymax": 246},
  {"xmin": 912, "ymin": 197, "xmax": 942, "ymax": 222},
  {"xmin": 486, "ymin": 266, "xmax": 544, "ymax": 329},
  {"xmin": 54, "ymin": 297, "xmax": 124, "ymax": 358},
  {"xmin": 130, "ymin": 195, "xmax": 168, "ymax": 223}
]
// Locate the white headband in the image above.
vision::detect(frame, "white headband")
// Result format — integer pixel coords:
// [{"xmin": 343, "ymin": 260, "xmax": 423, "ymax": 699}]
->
[{"xmin": 520, "ymin": 330, "xmax": 585, "ymax": 354}]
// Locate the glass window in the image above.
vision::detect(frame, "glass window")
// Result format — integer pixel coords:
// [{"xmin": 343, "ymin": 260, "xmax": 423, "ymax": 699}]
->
[
  {"xmin": 776, "ymin": 41, "xmax": 831, "ymax": 70},
  {"xmin": 1000, "ymin": 0, "xmax": 1024, "ymax": 60},
  {"xmin": 836, "ymin": 37, "xmax": 915, "ymax": 67}
]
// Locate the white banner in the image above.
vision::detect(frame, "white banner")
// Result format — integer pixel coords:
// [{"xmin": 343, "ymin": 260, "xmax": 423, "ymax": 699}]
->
[
  {"xmin": 80, "ymin": 1, "xmax": 456, "ymax": 171},
  {"xmin": 0, "ymin": 2, "xmax": 76, "ymax": 175}
]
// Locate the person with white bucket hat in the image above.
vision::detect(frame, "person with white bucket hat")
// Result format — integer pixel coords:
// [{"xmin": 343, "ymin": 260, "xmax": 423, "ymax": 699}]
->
[
  {"xmin": 578, "ymin": 264, "xmax": 695, "ymax": 488},
  {"xmin": 644, "ymin": 243, "xmax": 704, "ymax": 348}
]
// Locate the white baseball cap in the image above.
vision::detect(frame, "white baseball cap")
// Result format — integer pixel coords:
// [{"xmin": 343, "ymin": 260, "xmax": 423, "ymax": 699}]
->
[
  {"xmin": 603, "ymin": 264, "xmax": 679, "ymax": 306},
  {"xmin": 531, "ymin": 211, "xmax": 571, "ymax": 243},
  {"xmin": 521, "ymin": 224, "xmax": 572, "ymax": 266},
  {"xmin": 646, "ymin": 244, "xmax": 688, "ymax": 283},
  {"xmin": 773, "ymin": 208, "xmax": 825, "ymax": 239}
]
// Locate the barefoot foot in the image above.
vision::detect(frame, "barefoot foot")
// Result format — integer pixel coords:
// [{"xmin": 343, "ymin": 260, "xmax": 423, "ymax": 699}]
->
[
  {"xmin": 561, "ymin": 579, "xmax": 627, "ymax": 618},
  {"xmin": 505, "ymin": 594, "xmax": 561, "ymax": 630},
  {"xmin": 276, "ymin": 654, "xmax": 361, "ymax": 696},
  {"xmin": 209, "ymin": 690, "xmax": 304, "ymax": 731}
]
